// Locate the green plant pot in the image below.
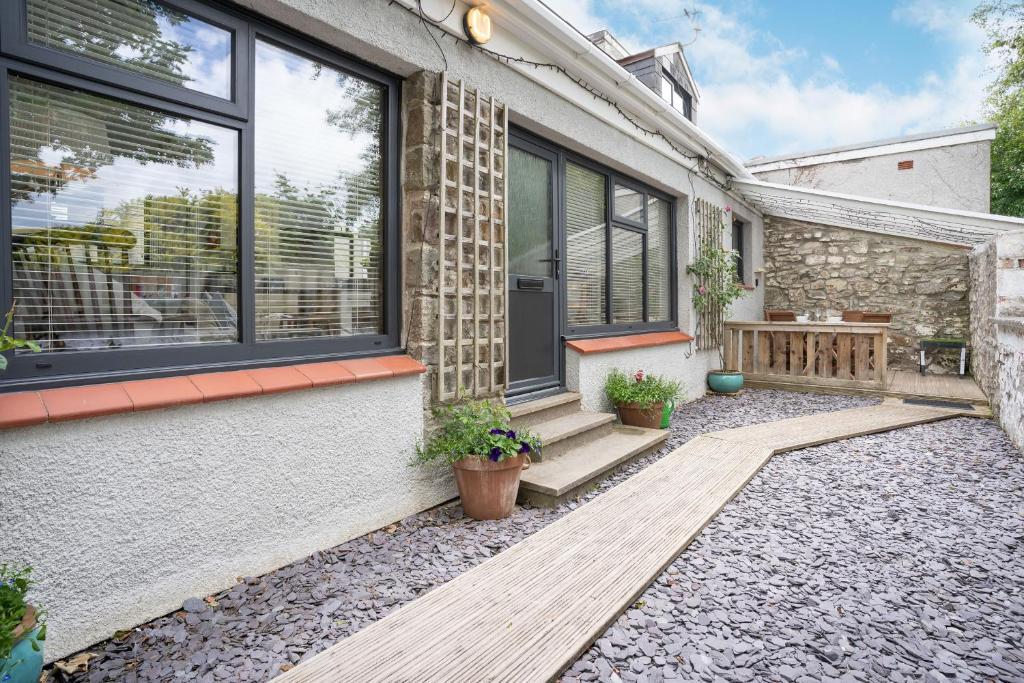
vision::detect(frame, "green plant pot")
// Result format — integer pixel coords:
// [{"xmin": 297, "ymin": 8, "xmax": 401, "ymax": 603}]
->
[
  {"xmin": 1, "ymin": 627, "xmax": 44, "ymax": 683},
  {"xmin": 659, "ymin": 398, "xmax": 675, "ymax": 429},
  {"xmin": 707, "ymin": 370, "xmax": 743, "ymax": 394}
]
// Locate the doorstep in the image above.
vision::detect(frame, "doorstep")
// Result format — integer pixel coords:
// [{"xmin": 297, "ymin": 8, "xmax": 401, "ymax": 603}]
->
[
  {"xmin": 517, "ymin": 425, "xmax": 668, "ymax": 506},
  {"xmin": 508, "ymin": 390, "xmax": 669, "ymax": 506}
]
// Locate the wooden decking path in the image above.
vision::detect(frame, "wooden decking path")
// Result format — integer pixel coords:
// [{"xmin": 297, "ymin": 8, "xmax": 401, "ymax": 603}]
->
[{"xmin": 276, "ymin": 401, "xmax": 980, "ymax": 683}]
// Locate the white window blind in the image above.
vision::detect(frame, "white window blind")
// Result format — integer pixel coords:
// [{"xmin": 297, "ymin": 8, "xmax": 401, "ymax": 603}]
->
[
  {"xmin": 26, "ymin": 0, "xmax": 233, "ymax": 99},
  {"xmin": 611, "ymin": 227, "xmax": 644, "ymax": 323},
  {"xmin": 253, "ymin": 40, "xmax": 384, "ymax": 341},
  {"xmin": 647, "ymin": 196, "xmax": 672, "ymax": 322},
  {"xmin": 565, "ymin": 162, "xmax": 607, "ymax": 327},
  {"xmin": 9, "ymin": 76, "xmax": 239, "ymax": 353}
]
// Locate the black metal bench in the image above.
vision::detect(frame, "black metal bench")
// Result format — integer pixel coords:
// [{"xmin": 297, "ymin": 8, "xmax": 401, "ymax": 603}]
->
[{"xmin": 919, "ymin": 337, "xmax": 969, "ymax": 377}]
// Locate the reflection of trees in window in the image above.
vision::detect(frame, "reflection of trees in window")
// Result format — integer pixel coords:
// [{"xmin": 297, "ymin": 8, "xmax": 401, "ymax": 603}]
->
[
  {"xmin": 29, "ymin": 0, "xmax": 194, "ymax": 88},
  {"xmin": 252, "ymin": 51, "xmax": 384, "ymax": 339},
  {"xmin": 9, "ymin": 76, "xmax": 215, "ymax": 202}
]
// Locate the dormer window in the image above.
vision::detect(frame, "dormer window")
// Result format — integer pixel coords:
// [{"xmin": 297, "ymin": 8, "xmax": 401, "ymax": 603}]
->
[{"xmin": 661, "ymin": 72, "xmax": 693, "ymax": 121}]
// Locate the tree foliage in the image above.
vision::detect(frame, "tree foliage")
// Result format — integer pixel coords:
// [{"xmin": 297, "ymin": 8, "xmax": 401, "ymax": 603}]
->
[{"xmin": 973, "ymin": 1, "xmax": 1024, "ymax": 216}]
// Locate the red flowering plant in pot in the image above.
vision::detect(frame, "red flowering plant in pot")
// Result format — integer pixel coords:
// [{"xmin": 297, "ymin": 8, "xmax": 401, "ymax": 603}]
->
[
  {"xmin": 414, "ymin": 400, "xmax": 541, "ymax": 520},
  {"xmin": 604, "ymin": 369, "xmax": 683, "ymax": 429}
]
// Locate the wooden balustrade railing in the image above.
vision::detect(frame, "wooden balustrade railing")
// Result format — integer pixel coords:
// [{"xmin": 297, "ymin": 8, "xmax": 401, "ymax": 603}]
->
[{"xmin": 723, "ymin": 321, "xmax": 889, "ymax": 390}]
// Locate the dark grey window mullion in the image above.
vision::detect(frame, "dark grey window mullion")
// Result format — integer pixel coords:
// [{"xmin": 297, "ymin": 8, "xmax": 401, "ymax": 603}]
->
[
  {"xmin": 604, "ymin": 175, "xmax": 613, "ymax": 325},
  {"xmin": 0, "ymin": 67, "xmax": 11, "ymax": 352},
  {"xmin": 238, "ymin": 33, "xmax": 256, "ymax": 345},
  {"xmin": 642, "ymin": 231, "xmax": 649, "ymax": 322}
]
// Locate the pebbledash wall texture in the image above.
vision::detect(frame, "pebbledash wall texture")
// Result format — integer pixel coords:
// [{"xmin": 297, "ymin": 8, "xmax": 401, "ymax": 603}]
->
[{"xmin": 763, "ymin": 216, "xmax": 970, "ymax": 371}]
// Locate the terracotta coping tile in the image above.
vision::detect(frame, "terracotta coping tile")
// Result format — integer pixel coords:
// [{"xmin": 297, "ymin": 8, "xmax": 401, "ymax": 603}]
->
[
  {"xmin": 376, "ymin": 355, "xmax": 429, "ymax": 377},
  {"xmin": 40, "ymin": 383, "xmax": 133, "ymax": 422},
  {"xmin": 566, "ymin": 330, "xmax": 695, "ymax": 355},
  {"xmin": 339, "ymin": 357, "xmax": 394, "ymax": 382},
  {"xmin": 122, "ymin": 376, "xmax": 204, "ymax": 412},
  {"xmin": 0, "ymin": 391, "xmax": 48, "ymax": 429},
  {"xmin": 188, "ymin": 370, "xmax": 263, "ymax": 402},
  {"xmin": 246, "ymin": 366, "xmax": 313, "ymax": 394},
  {"xmin": 294, "ymin": 362, "xmax": 356, "ymax": 388},
  {"xmin": 0, "ymin": 355, "xmax": 425, "ymax": 430}
]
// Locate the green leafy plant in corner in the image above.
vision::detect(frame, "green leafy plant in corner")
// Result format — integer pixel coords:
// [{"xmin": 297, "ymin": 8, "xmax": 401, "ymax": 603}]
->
[
  {"xmin": 414, "ymin": 399, "xmax": 541, "ymax": 466},
  {"xmin": 0, "ymin": 305, "xmax": 41, "ymax": 373},
  {"xmin": 687, "ymin": 244, "xmax": 745, "ymax": 316},
  {"xmin": 605, "ymin": 369, "xmax": 683, "ymax": 410},
  {"xmin": 0, "ymin": 564, "xmax": 46, "ymax": 666}
]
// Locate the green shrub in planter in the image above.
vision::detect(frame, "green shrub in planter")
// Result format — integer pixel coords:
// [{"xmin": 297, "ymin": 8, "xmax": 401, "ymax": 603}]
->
[
  {"xmin": 605, "ymin": 369, "xmax": 683, "ymax": 429},
  {"xmin": 414, "ymin": 400, "xmax": 542, "ymax": 520},
  {"xmin": 1, "ymin": 565, "xmax": 46, "ymax": 683}
]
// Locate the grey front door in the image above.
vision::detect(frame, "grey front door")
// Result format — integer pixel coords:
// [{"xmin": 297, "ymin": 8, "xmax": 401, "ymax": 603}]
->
[{"xmin": 507, "ymin": 136, "xmax": 561, "ymax": 396}]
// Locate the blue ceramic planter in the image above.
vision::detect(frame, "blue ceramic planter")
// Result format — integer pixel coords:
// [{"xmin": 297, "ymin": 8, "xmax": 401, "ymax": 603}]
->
[
  {"xmin": 707, "ymin": 371, "xmax": 744, "ymax": 394},
  {"xmin": 1, "ymin": 627, "xmax": 43, "ymax": 683}
]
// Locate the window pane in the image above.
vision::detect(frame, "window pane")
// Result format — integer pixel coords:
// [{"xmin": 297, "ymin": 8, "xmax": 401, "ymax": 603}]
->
[
  {"xmin": 27, "ymin": 0, "xmax": 232, "ymax": 99},
  {"xmin": 614, "ymin": 184, "xmax": 643, "ymax": 223},
  {"xmin": 254, "ymin": 40, "xmax": 384, "ymax": 341},
  {"xmin": 9, "ymin": 77, "xmax": 239, "ymax": 352},
  {"xmin": 565, "ymin": 163, "xmax": 606, "ymax": 326},
  {"xmin": 612, "ymin": 228, "xmax": 644, "ymax": 324},
  {"xmin": 732, "ymin": 219, "xmax": 745, "ymax": 283},
  {"xmin": 508, "ymin": 147, "xmax": 552, "ymax": 278},
  {"xmin": 647, "ymin": 197, "xmax": 672, "ymax": 322}
]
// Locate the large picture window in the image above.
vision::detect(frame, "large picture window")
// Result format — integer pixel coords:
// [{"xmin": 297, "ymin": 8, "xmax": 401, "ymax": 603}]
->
[{"xmin": 0, "ymin": 0, "xmax": 399, "ymax": 389}]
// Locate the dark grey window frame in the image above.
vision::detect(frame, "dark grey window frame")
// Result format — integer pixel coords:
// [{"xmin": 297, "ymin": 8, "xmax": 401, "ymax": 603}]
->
[
  {"xmin": 512, "ymin": 129, "xmax": 678, "ymax": 341},
  {"xmin": 0, "ymin": 0, "xmax": 402, "ymax": 392},
  {"xmin": 663, "ymin": 71, "xmax": 693, "ymax": 122},
  {"xmin": 732, "ymin": 218, "xmax": 746, "ymax": 284}
]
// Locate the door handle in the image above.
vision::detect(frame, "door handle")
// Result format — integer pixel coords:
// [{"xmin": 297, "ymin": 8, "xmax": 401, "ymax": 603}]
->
[{"xmin": 538, "ymin": 249, "xmax": 561, "ymax": 279}]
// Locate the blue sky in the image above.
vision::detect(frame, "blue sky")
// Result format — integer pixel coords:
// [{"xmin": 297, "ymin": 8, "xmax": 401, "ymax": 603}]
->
[{"xmin": 542, "ymin": 0, "xmax": 993, "ymax": 159}]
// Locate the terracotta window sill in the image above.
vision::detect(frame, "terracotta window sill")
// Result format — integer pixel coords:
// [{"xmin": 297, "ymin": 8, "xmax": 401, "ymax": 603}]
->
[
  {"xmin": 0, "ymin": 355, "xmax": 426, "ymax": 430},
  {"xmin": 739, "ymin": 284, "xmax": 756, "ymax": 291},
  {"xmin": 566, "ymin": 330, "xmax": 694, "ymax": 355}
]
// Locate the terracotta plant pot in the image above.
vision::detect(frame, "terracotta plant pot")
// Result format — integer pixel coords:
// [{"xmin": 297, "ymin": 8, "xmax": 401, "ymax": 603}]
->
[
  {"xmin": 452, "ymin": 454, "xmax": 531, "ymax": 520},
  {"xmin": 616, "ymin": 402, "xmax": 665, "ymax": 429},
  {"xmin": 2, "ymin": 605, "xmax": 44, "ymax": 683}
]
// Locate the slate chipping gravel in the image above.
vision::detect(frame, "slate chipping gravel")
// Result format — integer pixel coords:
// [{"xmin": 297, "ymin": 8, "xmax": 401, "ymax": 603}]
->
[{"xmin": 55, "ymin": 390, "xmax": 1024, "ymax": 683}]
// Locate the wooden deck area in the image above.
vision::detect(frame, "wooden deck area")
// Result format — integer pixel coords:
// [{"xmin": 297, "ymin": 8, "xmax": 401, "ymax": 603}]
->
[
  {"xmin": 745, "ymin": 369, "xmax": 988, "ymax": 404},
  {"xmin": 276, "ymin": 401, "xmax": 980, "ymax": 683}
]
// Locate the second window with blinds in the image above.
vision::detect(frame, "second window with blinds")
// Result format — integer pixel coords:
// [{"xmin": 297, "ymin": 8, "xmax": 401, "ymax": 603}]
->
[{"xmin": 565, "ymin": 161, "xmax": 675, "ymax": 335}]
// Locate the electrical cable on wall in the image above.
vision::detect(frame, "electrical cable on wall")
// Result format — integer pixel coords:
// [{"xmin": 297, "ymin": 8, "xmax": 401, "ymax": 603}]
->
[{"xmin": 392, "ymin": 0, "xmax": 732, "ymax": 194}]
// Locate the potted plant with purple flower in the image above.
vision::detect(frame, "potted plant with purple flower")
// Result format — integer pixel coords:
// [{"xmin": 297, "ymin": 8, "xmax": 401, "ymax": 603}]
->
[
  {"xmin": 1, "ymin": 565, "xmax": 46, "ymax": 683},
  {"xmin": 415, "ymin": 400, "xmax": 541, "ymax": 520}
]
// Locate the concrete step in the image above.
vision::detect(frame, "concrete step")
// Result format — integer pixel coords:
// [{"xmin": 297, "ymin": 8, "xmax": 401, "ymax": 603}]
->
[
  {"xmin": 529, "ymin": 411, "xmax": 615, "ymax": 462},
  {"xmin": 518, "ymin": 425, "xmax": 670, "ymax": 507},
  {"xmin": 509, "ymin": 392, "xmax": 583, "ymax": 430}
]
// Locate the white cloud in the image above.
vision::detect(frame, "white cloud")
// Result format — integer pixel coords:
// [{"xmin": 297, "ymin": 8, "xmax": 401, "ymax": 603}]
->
[{"xmin": 542, "ymin": 0, "xmax": 995, "ymax": 159}]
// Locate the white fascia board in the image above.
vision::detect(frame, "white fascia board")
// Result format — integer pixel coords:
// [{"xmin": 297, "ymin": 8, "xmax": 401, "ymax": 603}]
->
[
  {"xmin": 746, "ymin": 128, "xmax": 998, "ymax": 174},
  {"xmin": 734, "ymin": 178, "xmax": 1024, "ymax": 238},
  {"xmin": 391, "ymin": 0, "xmax": 750, "ymax": 180}
]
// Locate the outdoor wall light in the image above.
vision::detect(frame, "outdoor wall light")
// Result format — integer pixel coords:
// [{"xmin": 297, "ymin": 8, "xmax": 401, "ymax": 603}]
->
[
  {"xmin": 754, "ymin": 266, "xmax": 766, "ymax": 288},
  {"xmin": 464, "ymin": 6, "xmax": 492, "ymax": 45}
]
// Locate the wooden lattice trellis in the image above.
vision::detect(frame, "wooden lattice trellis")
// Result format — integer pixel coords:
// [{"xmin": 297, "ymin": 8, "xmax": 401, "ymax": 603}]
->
[
  {"xmin": 436, "ymin": 75, "xmax": 509, "ymax": 401},
  {"xmin": 695, "ymin": 198, "xmax": 725, "ymax": 350}
]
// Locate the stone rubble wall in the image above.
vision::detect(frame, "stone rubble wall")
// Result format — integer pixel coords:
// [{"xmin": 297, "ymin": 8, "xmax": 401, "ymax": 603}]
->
[
  {"xmin": 763, "ymin": 216, "xmax": 971, "ymax": 371},
  {"xmin": 970, "ymin": 230, "xmax": 1024, "ymax": 451},
  {"xmin": 401, "ymin": 70, "xmax": 444, "ymax": 421}
]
